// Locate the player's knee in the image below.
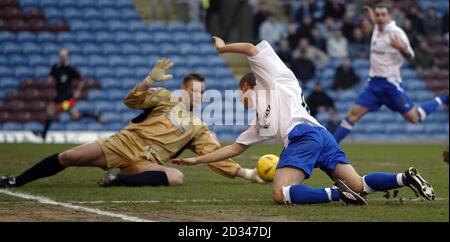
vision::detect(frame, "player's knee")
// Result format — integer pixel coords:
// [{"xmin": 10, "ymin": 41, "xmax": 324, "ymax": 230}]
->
[
  {"xmin": 58, "ymin": 150, "xmax": 80, "ymax": 166},
  {"xmin": 166, "ymin": 169, "xmax": 184, "ymax": 187}
]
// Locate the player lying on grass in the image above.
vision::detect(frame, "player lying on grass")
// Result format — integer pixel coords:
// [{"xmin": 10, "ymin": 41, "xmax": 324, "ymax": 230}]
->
[
  {"xmin": 0, "ymin": 59, "xmax": 264, "ymax": 188},
  {"xmin": 172, "ymin": 37, "xmax": 436, "ymax": 205},
  {"xmin": 333, "ymin": 3, "xmax": 448, "ymax": 143}
]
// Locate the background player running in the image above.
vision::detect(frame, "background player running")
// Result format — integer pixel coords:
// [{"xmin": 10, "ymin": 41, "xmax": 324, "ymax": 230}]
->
[
  {"xmin": 173, "ymin": 37, "xmax": 436, "ymax": 206},
  {"xmin": 1, "ymin": 59, "xmax": 263, "ymax": 188},
  {"xmin": 333, "ymin": 3, "xmax": 448, "ymax": 143},
  {"xmin": 35, "ymin": 48, "xmax": 101, "ymax": 141}
]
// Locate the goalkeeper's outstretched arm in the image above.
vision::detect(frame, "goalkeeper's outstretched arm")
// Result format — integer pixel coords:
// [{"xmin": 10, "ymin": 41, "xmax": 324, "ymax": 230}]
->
[
  {"xmin": 135, "ymin": 58, "xmax": 174, "ymax": 92},
  {"xmin": 213, "ymin": 36, "xmax": 259, "ymax": 57}
]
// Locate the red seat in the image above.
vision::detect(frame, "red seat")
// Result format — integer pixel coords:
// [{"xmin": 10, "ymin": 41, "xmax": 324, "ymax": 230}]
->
[{"xmin": 20, "ymin": 79, "xmax": 39, "ymax": 89}]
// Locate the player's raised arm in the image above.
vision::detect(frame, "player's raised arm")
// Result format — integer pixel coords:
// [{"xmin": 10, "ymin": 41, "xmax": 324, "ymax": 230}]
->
[
  {"xmin": 135, "ymin": 58, "xmax": 174, "ymax": 92},
  {"xmin": 364, "ymin": 5, "xmax": 376, "ymax": 25},
  {"xmin": 172, "ymin": 143, "xmax": 248, "ymax": 166},
  {"xmin": 124, "ymin": 58, "xmax": 174, "ymax": 109},
  {"xmin": 213, "ymin": 36, "xmax": 259, "ymax": 57}
]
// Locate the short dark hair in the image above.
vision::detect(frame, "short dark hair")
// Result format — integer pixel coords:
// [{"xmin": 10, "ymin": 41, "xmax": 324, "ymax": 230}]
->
[
  {"xmin": 375, "ymin": 2, "xmax": 392, "ymax": 13},
  {"xmin": 183, "ymin": 73, "xmax": 205, "ymax": 85},
  {"xmin": 239, "ymin": 72, "xmax": 256, "ymax": 88}
]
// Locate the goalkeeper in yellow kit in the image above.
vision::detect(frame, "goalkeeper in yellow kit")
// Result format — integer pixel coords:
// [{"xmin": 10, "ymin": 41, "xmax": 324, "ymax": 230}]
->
[{"xmin": 0, "ymin": 59, "xmax": 263, "ymax": 188}]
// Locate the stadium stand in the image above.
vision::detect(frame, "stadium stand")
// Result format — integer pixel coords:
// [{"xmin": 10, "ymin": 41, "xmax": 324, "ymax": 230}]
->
[{"xmin": 0, "ymin": 0, "xmax": 448, "ymax": 142}]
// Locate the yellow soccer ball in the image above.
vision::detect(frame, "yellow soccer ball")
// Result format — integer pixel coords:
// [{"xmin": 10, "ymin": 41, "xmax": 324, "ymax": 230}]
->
[{"xmin": 256, "ymin": 154, "xmax": 279, "ymax": 182}]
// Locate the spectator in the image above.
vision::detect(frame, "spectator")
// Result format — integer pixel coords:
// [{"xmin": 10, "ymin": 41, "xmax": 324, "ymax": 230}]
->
[
  {"xmin": 403, "ymin": 18, "xmax": 419, "ymax": 48},
  {"xmin": 310, "ymin": 27, "xmax": 327, "ymax": 52},
  {"xmin": 323, "ymin": 0, "xmax": 346, "ymax": 20},
  {"xmin": 391, "ymin": 5, "xmax": 406, "ymax": 27},
  {"xmin": 318, "ymin": 17, "xmax": 336, "ymax": 40},
  {"xmin": 296, "ymin": 15, "xmax": 315, "ymax": 40},
  {"xmin": 287, "ymin": 23, "xmax": 300, "ymax": 49},
  {"xmin": 306, "ymin": 83, "xmax": 336, "ymax": 117},
  {"xmin": 253, "ymin": 0, "xmax": 271, "ymax": 41},
  {"xmin": 349, "ymin": 27, "xmax": 369, "ymax": 59},
  {"xmin": 412, "ymin": 40, "xmax": 435, "ymax": 70},
  {"xmin": 343, "ymin": 0, "xmax": 357, "ymax": 20},
  {"xmin": 406, "ymin": 5, "xmax": 426, "ymax": 35},
  {"xmin": 277, "ymin": 38, "xmax": 293, "ymax": 67},
  {"xmin": 341, "ymin": 17, "xmax": 355, "ymax": 41},
  {"xmin": 259, "ymin": 13, "xmax": 287, "ymax": 46},
  {"xmin": 296, "ymin": 0, "xmax": 319, "ymax": 22},
  {"xmin": 293, "ymin": 38, "xmax": 329, "ymax": 71},
  {"xmin": 423, "ymin": 7, "xmax": 442, "ymax": 36},
  {"xmin": 327, "ymin": 29, "xmax": 349, "ymax": 58},
  {"xmin": 332, "ymin": 57, "xmax": 360, "ymax": 91},
  {"xmin": 291, "ymin": 57, "xmax": 316, "ymax": 83}
]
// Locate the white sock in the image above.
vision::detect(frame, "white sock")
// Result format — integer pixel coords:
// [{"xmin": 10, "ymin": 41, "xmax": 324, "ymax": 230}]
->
[
  {"xmin": 282, "ymin": 186, "xmax": 292, "ymax": 204},
  {"xmin": 362, "ymin": 175, "xmax": 375, "ymax": 194},
  {"xmin": 237, "ymin": 168, "xmax": 255, "ymax": 180},
  {"xmin": 417, "ymin": 107, "xmax": 428, "ymax": 122}
]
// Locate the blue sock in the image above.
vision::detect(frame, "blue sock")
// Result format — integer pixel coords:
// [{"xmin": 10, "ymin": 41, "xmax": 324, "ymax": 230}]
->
[
  {"xmin": 417, "ymin": 96, "xmax": 447, "ymax": 122},
  {"xmin": 363, "ymin": 173, "xmax": 410, "ymax": 193},
  {"xmin": 333, "ymin": 118, "xmax": 354, "ymax": 143},
  {"xmin": 287, "ymin": 185, "xmax": 340, "ymax": 204}
]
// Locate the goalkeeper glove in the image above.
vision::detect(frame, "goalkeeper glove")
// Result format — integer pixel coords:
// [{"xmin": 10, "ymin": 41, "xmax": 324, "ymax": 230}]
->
[{"xmin": 145, "ymin": 58, "xmax": 174, "ymax": 85}]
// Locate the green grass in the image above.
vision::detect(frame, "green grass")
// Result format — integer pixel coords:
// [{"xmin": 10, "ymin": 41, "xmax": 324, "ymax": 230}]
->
[{"xmin": 0, "ymin": 143, "xmax": 448, "ymax": 221}]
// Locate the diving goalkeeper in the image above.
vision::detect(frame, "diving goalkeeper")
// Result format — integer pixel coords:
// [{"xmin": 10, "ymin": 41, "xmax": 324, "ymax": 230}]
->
[{"xmin": 1, "ymin": 59, "xmax": 263, "ymax": 188}]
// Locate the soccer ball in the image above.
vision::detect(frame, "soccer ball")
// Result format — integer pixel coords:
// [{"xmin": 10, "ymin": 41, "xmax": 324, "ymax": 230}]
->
[{"xmin": 256, "ymin": 154, "xmax": 279, "ymax": 182}]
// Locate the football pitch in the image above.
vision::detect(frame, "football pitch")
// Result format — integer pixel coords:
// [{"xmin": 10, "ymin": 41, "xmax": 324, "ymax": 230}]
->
[{"xmin": 0, "ymin": 143, "xmax": 448, "ymax": 222}]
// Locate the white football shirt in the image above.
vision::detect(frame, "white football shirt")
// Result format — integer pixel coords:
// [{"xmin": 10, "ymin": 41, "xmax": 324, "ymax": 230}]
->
[
  {"xmin": 235, "ymin": 41, "xmax": 323, "ymax": 147},
  {"xmin": 369, "ymin": 21, "xmax": 415, "ymax": 85}
]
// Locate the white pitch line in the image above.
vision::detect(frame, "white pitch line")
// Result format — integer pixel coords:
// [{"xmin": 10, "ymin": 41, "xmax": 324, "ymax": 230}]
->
[
  {"xmin": 0, "ymin": 189, "xmax": 154, "ymax": 222},
  {"xmin": 68, "ymin": 197, "xmax": 448, "ymax": 204}
]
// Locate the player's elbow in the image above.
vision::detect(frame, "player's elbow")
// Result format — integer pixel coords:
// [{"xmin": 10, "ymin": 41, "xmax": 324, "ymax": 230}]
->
[
  {"xmin": 58, "ymin": 150, "xmax": 81, "ymax": 167},
  {"xmin": 246, "ymin": 44, "xmax": 259, "ymax": 57}
]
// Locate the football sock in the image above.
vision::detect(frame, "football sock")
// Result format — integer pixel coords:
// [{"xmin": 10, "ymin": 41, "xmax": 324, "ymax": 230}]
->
[
  {"xmin": 14, "ymin": 153, "xmax": 65, "ymax": 186},
  {"xmin": 283, "ymin": 185, "xmax": 340, "ymax": 204},
  {"xmin": 363, "ymin": 172, "xmax": 410, "ymax": 194},
  {"xmin": 42, "ymin": 118, "xmax": 53, "ymax": 140},
  {"xmin": 112, "ymin": 171, "xmax": 169, "ymax": 187},
  {"xmin": 417, "ymin": 95, "xmax": 447, "ymax": 122},
  {"xmin": 333, "ymin": 118, "xmax": 354, "ymax": 143}
]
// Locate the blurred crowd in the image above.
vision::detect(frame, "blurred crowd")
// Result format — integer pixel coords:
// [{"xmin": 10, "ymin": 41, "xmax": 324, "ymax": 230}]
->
[{"xmin": 251, "ymin": 0, "xmax": 449, "ymax": 86}]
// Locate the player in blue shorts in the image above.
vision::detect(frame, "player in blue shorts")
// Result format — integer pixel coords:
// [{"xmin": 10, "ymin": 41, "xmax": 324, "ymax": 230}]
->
[
  {"xmin": 333, "ymin": 4, "xmax": 448, "ymax": 143},
  {"xmin": 172, "ymin": 36, "xmax": 436, "ymax": 206}
]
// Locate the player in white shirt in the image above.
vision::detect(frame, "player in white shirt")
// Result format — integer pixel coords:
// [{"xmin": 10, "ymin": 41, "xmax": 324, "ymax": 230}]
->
[
  {"xmin": 172, "ymin": 36, "xmax": 435, "ymax": 206},
  {"xmin": 333, "ymin": 3, "xmax": 448, "ymax": 143}
]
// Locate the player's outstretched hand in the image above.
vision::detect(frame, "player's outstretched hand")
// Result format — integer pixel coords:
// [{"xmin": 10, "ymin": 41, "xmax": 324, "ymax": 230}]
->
[
  {"xmin": 171, "ymin": 157, "xmax": 199, "ymax": 166},
  {"xmin": 145, "ymin": 58, "xmax": 174, "ymax": 84},
  {"xmin": 212, "ymin": 36, "xmax": 225, "ymax": 52}
]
